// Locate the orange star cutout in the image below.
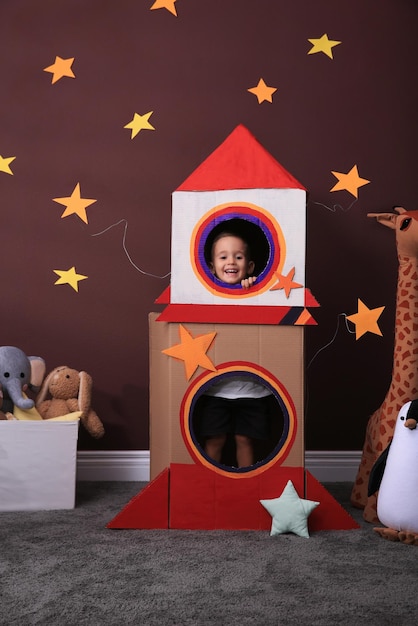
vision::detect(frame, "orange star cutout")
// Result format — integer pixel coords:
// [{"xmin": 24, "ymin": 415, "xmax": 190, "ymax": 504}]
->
[
  {"xmin": 53, "ymin": 183, "xmax": 97, "ymax": 224},
  {"xmin": 43, "ymin": 56, "xmax": 75, "ymax": 84},
  {"xmin": 247, "ymin": 78, "xmax": 277, "ymax": 104},
  {"xmin": 150, "ymin": 0, "xmax": 177, "ymax": 16},
  {"xmin": 162, "ymin": 325, "xmax": 217, "ymax": 380},
  {"xmin": 346, "ymin": 299, "xmax": 385, "ymax": 340},
  {"xmin": 330, "ymin": 165, "xmax": 370, "ymax": 198},
  {"xmin": 270, "ymin": 268, "xmax": 303, "ymax": 298}
]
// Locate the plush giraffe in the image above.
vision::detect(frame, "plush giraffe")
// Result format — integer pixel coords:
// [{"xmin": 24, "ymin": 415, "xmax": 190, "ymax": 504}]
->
[{"xmin": 350, "ymin": 207, "xmax": 418, "ymax": 522}]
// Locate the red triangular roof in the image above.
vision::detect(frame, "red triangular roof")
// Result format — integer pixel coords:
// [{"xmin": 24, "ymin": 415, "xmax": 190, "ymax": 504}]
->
[{"xmin": 176, "ymin": 124, "xmax": 305, "ymax": 191}]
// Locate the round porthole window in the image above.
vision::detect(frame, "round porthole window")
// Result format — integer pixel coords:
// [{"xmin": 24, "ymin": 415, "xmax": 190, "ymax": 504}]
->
[
  {"xmin": 180, "ymin": 362, "xmax": 297, "ymax": 478},
  {"xmin": 191, "ymin": 203, "xmax": 284, "ymax": 298}
]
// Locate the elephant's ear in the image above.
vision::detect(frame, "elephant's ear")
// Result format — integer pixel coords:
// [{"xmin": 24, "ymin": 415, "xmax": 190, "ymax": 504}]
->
[
  {"xmin": 78, "ymin": 371, "xmax": 92, "ymax": 414},
  {"xmin": 29, "ymin": 357, "xmax": 46, "ymax": 391}
]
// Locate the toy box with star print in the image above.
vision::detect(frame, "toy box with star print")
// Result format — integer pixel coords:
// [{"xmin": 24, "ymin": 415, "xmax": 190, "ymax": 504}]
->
[{"xmin": 108, "ymin": 126, "xmax": 357, "ymax": 532}]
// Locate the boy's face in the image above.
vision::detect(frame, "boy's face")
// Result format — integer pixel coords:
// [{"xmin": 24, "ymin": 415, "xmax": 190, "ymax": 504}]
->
[{"xmin": 210, "ymin": 235, "xmax": 255, "ymax": 284}]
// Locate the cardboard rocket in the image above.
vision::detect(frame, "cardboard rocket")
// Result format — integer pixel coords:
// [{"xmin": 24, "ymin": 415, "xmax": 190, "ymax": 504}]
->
[{"xmin": 108, "ymin": 125, "xmax": 358, "ymax": 532}]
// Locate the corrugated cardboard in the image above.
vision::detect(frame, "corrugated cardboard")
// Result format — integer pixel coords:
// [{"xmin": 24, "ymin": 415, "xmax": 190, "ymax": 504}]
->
[
  {"xmin": 0, "ymin": 420, "xmax": 79, "ymax": 511},
  {"xmin": 149, "ymin": 312, "xmax": 304, "ymax": 480}
]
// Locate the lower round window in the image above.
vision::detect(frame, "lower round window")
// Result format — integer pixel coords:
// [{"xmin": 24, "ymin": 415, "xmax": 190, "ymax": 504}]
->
[{"xmin": 180, "ymin": 362, "xmax": 297, "ymax": 477}]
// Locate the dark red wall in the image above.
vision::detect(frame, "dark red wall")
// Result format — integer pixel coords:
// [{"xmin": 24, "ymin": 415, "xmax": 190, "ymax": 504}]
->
[{"xmin": 1, "ymin": 0, "xmax": 416, "ymax": 450}]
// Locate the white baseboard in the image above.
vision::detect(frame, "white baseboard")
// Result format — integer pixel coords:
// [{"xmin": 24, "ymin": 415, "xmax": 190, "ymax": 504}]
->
[
  {"xmin": 304, "ymin": 450, "xmax": 361, "ymax": 483},
  {"xmin": 76, "ymin": 450, "xmax": 361, "ymax": 483},
  {"xmin": 76, "ymin": 451, "xmax": 151, "ymax": 482}
]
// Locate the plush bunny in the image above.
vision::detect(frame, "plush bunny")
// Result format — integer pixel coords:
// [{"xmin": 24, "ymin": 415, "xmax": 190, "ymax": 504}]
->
[{"xmin": 36, "ymin": 366, "xmax": 105, "ymax": 439}]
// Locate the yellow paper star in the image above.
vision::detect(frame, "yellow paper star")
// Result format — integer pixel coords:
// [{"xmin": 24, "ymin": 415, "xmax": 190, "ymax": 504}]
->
[
  {"xmin": 0, "ymin": 155, "xmax": 16, "ymax": 175},
  {"xmin": 124, "ymin": 112, "xmax": 155, "ymax": 139},
  {"xmin": 53, "ymin": 267, "xmax": 88, "ymax": 292},
  {"xmin": 162, "ymin": 325, "xmax": 217, "ymax": 380},
  {"xmin": 247, "ymin": 78, "xmax": 277, "ymax": 104},
  {"xmin": 307, "ymin": 34, "xmax": 341, "ymax": 59},
  {"xmin": 43, "ymin": 56, "xmax": 75, "ymax": 84},
  {"xmin": 270, "ymin": 267, "xmax": 303, "ymax": 298},
  {"xmin": 150, "ymin": 0, "xmax": 177, "ymax": 16},
  {"xmin": 330, "ymin": 165, "xmax": 370, "ymax": 199},
  {"xmin": 53, "ymin": 183, "xmax": 97, "ymax": 224},
  {"xmin": 347, "ymin": 299, "xmax": 385, "ymax": 340}
]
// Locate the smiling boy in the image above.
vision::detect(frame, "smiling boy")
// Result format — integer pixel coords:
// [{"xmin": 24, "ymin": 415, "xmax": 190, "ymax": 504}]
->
[{"xmin": 209, "ymin": 232, "xmax": 257, "ymax": 289}]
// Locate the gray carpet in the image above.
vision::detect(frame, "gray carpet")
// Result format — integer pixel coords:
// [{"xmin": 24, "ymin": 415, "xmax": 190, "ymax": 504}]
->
[{"xmin": 1, "ymin": 482, "xmax": 417, "ymax": 625}]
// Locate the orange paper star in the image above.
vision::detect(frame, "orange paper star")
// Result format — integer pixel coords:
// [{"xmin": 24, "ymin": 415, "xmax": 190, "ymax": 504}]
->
[
  {"xmin": 330, "ymin": 165, "xmax": 370, "ymax": 198},
  {"xmin": 43, "ymin": 56, "xmax": 75, "ymax": 84},
  {"xmin": 53, "ymin": 183, "xmax": 97, "ymax": 224},
  {"xmin": 247, "ymin": 78, "xmax": 277, "ymax": 104},
  {"xmin": 150, "ymin": 0, "xmax": 177, "ymax": 16},
  {"xmin": 162, "ymin": 325, "xmax": 217, "ymax": 380},
  {"xmin": 53, "ymin": 266, "xmax": 88, "ymax": 292},
  {"xmin": 270, "ymin": 268, "xmax": 303, "ymax": 298},
  {"xmin": 347, "ymin": 299, "xmax": 385, "ymax": 340}
]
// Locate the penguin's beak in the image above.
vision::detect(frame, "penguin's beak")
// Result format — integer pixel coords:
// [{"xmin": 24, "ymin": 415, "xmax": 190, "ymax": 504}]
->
[{"xmin": 405, "ymin": 418, "xmax": 417, "ymax": 430}]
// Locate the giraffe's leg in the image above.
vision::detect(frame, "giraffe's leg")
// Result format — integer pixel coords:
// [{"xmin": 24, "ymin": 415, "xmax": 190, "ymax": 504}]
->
[
  {"xmin": 350, "ymin": 456, "xmax": 372, "ymax": 509},
  {"xmin": 363, "ymin": 493, "xmax": 379, "ymax": 523},
  {"xmin": 350, "ymin": 413, "xmax": 378, "ymax": 509}
]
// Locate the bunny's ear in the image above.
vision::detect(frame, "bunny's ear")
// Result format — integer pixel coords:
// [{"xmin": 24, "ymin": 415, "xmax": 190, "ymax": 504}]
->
[
  {"xmin": 36, "ymin": 367, "xmax": 59, "ymax": 406},
  {"xmin": 29, "ymin": 357, "xmax": 46, "ymax": 391},
  {"xmin": 78, "ymin": 371, "xmax": 92, "ymax": 414}
]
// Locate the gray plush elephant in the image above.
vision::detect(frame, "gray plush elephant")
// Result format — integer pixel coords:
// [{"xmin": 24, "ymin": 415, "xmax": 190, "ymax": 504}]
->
[{"xmin": 0, "ymin": 346, "xmax": 46, "ymax": 413}]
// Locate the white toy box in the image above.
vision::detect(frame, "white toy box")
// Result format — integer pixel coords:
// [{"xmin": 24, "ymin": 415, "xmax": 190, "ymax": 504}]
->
[{"xmin": 0, "ymin": 420, "xmax": 79, "ymax": 511}]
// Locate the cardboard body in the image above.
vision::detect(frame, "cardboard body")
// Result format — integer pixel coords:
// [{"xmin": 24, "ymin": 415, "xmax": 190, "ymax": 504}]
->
[
  {"xmin": 0, "ymin": 420, "xmax": 79, "ymax": 511},
  {"xmin": 149, "ymin": 313, "xmax": 304, "ymax": 480}
]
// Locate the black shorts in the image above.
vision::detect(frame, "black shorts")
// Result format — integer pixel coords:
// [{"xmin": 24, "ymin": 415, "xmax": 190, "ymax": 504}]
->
[{"xmin": 198, "ymin": 395, "xmax": 270, "ymax": 440}]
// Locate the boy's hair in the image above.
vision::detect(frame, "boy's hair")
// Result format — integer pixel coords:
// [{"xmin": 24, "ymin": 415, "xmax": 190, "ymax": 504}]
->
[{"xmin": 210, "ymin": 231, "xmax": 252, "ymax": 260}]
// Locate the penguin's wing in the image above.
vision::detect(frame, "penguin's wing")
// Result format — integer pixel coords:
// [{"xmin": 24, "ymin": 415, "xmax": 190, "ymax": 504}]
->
[{"xmin": 367, "ymin": 442, "xmax": 391, "ymax": 496}]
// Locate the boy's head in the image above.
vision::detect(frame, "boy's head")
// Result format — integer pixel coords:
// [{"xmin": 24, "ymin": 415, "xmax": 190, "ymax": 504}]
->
[{"xmin": 209, "ymin": 232, "xmax": 255, "ymax": 285}]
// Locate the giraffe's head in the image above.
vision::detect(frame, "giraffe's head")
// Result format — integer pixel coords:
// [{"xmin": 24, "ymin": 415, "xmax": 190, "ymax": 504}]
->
[{"xmin": 368, "ymin": 207, "xmax": 418, "ymax": 259}]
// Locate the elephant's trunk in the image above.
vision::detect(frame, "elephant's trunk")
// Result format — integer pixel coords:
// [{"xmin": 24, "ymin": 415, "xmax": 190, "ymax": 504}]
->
[{"xmin": 5, "ymin": 379, "xmax": 35, "ymax": 410}]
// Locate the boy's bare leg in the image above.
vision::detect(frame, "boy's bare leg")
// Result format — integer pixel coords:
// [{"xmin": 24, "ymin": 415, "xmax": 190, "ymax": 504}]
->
[
  {"xmin": 205, "ymin": 434, "xmax": 227, "ymax": 463},
  {"xmin": 235, "ymin": 434, "xmax": 254, "ymax": 468}
]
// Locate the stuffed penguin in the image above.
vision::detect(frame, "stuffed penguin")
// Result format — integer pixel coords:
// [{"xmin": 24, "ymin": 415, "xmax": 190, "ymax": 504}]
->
[{"xmin": 368, "ymin": 400, "xmax": 418, "ymax": 544}]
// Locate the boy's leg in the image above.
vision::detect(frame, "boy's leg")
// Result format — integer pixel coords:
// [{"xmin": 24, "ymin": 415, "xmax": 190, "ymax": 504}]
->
[
  {"xmin": 205, "ymin": 434, "xmax": 227, "ymax": 462},
  {"xmin": 234, "ymin": 396, "xmax": 271, "ymax": 468},
  {"xmin": 198, "ymin": 396, "xmax": 231, "ymax": 463},
  {"xmin": 235, "ymin": 434, "xmax": 254, "ymax": 468}
]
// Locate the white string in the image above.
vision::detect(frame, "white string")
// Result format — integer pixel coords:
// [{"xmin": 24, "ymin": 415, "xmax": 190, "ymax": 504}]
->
[
  {"xmin": 312, "ymin": 198, "xmax": 358, "ymax": 213},
  {"xmin": 89, "ymin": 200, "xmax": 355, "ymax": 279},
  {"xmin": 90, "ymin": 219, "xmax": 171, "ymax": 279},
  {"xmin": 307, "ymin": 313, "xmax": 355, "ymax": 370}
]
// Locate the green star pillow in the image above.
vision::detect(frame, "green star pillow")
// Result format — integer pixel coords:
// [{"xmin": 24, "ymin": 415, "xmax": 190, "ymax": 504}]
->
[{"xmin": 260, "ymin": 480, "xmax": 319, "ymax": 538}]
